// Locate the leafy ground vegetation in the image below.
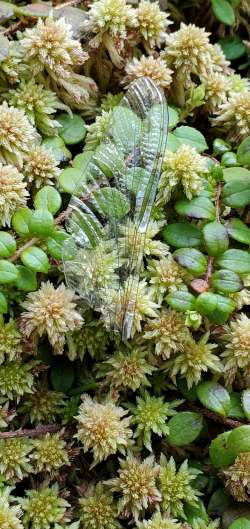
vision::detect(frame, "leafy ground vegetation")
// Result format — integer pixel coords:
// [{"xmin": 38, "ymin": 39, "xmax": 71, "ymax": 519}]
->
[{"xmin": 0, "ymin": 0, "xmax": 250, "ymax": 528}]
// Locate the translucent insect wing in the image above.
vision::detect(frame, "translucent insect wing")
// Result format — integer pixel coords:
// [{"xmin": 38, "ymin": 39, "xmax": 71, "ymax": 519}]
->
[{"xmin": 62, "ymin": 77, "xmax": 168, "ymax": 339}]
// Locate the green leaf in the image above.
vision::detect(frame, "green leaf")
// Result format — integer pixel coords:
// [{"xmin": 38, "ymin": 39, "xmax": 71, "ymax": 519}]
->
[
  {"xmin": 197, "ymin": 381, "xmax": 231, "ymax": 416},
  {"xmin": 168, "ymin": 106, "xmax": 179, "ymax": 129},
  {"xmin": 50, "ymin": 359, "xmax": 74, "ymax": 393},
  {"xmin": 209, "ymin": 431, "xmax": 235, "ymax": 468},
  {"xmin": 203, "ymin": 221, "xmax": 229, "ymax": 256},
  {"xmin": 0, "ymin": 260, "xmax": 18, "ymax": 284},
  {"xmin": 15, "ymin": 265, "xmax": 37, "ymax": 292},
  {"xmin": 21, "ymin": 246, "xmax": 49, "ymax": 273},
  {"xmin": 173, "ymin": 248, "xmax": 207, "ymax": 275},
  {"xmin": 177, "ymin": 378, "xmax": 197, "ymax": 401},
  {"xmin": 229, "ymin": 392, "xmax": 245, "ymax": 419},
  {"xmin": 226, "ymin": 218, "xmax": 250, "ymax": 245},
  {"xmin": 195, "ymin": 292, "xmax": 235, "ymax": 323},
  {"xmin": 218, "ymin": 36, "xmax": 246, "ymax": 60},
  {"xmin": 242, "ymin": 389, "xmax": 250, "ymax": 420},
  {"xmin": 0, "ymin": 292, "xmax": 7, "ymax": 314},
  {"xmin": 211, "ymin": 269, "xmax": 242, "ymax": 294},
  {"xmin": 112, "ymin": 106, "xmax": 142, "ymax": 155},
  {"xmin": 211, "ymin": 0, "xmax": 235, "ymax": 25},
  {"xmin": 175, "ymin": 196, "xmax": 216, "ymax": 220},
  {"xmin": 162, "ymin": 222, "xmax": 202, "ymax": 248},
  {"xmin": 213, "ymin": 138, "xmax": 231, "ymax": 155},
  {"xmin": 167, "ymin": 411, "xmax": 203, "ymax": 446},
  {"xmin": 29, "ymin": 209, "xmax": 54, "ymax": 239},
  {"xmin": 0, "ymin": 35, "xmax": 9, "ymax": 62},
  {"xmin": 221, "ymin": 152, "xmax": 239, "ymax": 167},
  {"xmin": 195, "ymin": 292, "xmax": 218, "ymax": 315},
  {"xmin": 0, "ymin": 1, "xmax": 14, "ymax": 22},
  {"xmin": 166, "ymin": 291, "xmax": 196, "ymax": 312},
  {"xmin": 208, "ymin": 488, "xmax": 231, "ymax": 516},
  {"xmin": 223, "ymin": 167, "xmax": 250, "ymax": 181},
  {"xmin": 222, "ymin": 176, "xmax": 250, "ymax": 208},
  {"xmin": 34, "ymin": 186, "xmax": 62, "ymax": 215},
  {"xmin": 58, "ymin": 167, "xmax": 86, "ymax": 195},
  {"xmin": 173, "ymin": 126, "xmax": 208, "ymax": 152},
  {"xmin": 126, "ymin": 167, "xmax": 150, "ymax": 195},
  {"xmin": 228, "ymin": 519, "xmax": 250, "ymax": 529},
  {"xmin": 11, "ymin": 208, "xmax": 32, "ymax": 237},
  {"xmin": 94, "ymin": 187, "xmax": 130, "ymax": 219},
  {"xmin": 166, "ymin": 132, "xmax": 181, "ymax": 152},
  {"xmin": 237, "ymin": 137, "xmax": 250, "ymax": 167},
  {"xmin": 47, "ymin": 231, "xmax": 70, "ymax": 260},
  {"xmin": 0, "ymin": 232, "xmax": 16, "ymax": 258},
  {"xmin": 217, "ymin": 249, "xmax": 250, "ymax": 274},
  {"xmin": 228, "ymin": 425, "xmax": 250, "ymax": 459},
  {"xmin": 57, "ymin": 113, "xmax": 86, "ymax": 145},
  {"xmin": 72, "ymin": 151, "xmax": 93, "ymax": 169},
  {"xmin": 42, "ymin": 136, "xmax": 72, "ymax": 163}
]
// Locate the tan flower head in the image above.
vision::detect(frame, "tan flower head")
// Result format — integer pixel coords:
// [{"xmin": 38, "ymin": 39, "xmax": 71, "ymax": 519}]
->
[
  {"xmin": 213, "ymin": 90, "xmax": 250, "ymax": 143},
  {"xmin": 0, "ymin": 163, "xmax": 28, "ymax": 227},
  {"xmin": 162, "ymin": 23, "xmax": 214, "ymax": 86},
  {"xmin": 124, "ymin": 56, "xmax": 172, "ymax": 89},
  {"xmin": 136, "ymin": 1, "xmax": 171, "ymax": 50},
  {"xmin": 0, "ymin": 102, "xmax": 39, "ymax": 168},
  {"xmin": 20, "ymin": 282, "xmax": 83, "ymax": 354},
  {"xmin": 76, "ymin": 395, "xmax": 132, "ymax": 465},
  {"xmin": 23, "ymin": 145, "xmax": 60, "ymax": 189}
]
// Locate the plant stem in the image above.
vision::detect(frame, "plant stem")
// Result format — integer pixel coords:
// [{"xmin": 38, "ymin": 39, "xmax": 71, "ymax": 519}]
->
[{"xmin": 0, "ymin": 424, "xmax": 61, "ymax": 439}]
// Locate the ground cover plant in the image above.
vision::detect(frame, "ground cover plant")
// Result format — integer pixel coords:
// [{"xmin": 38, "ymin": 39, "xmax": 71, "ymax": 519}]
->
[{"xmin": 0, "ymin": 0, "xmax": 250, "ymax": 527}]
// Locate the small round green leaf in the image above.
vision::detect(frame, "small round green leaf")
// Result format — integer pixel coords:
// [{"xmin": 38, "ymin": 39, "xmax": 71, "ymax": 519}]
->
[
  {"xmin": 227, "ymin": 425, "xmax": 250, "ymax": 459},
  {"xmin": 50, "ymin": 359, "xmax": 75, "ymax": 393},
  {"xmin": 21, "ymin": 246, "xmax": 49, "ymax": 273},
  {"xmin": 218, "ymin": 36, "xmax": 246, "ymax": 60},
  {"xmin": 203, "ymin": 221, "xmax": 229, "ymax": 256},
  {"xmin": 195, "ymin": 292, "xmax": 235, "ymax": 323},
  {"xmin": 0, "ymin": 232, "xmax": 16, "ymax": 258},
  {"xmin": 228, "ymin": 392, "xmax": 245, "ymax": 420},
  {"xmin": 173, "ymin": 248, "xmax": 207, "ymax": 276},
  {"xmin": 15, "ymin": 265, "xmax": 37, "ymax": 292},
  {"xmin": 242, "ymin": 389, "xmax": 250, "ymax": 421},
  {"xmin": 227, "ymin": 218, "xmax": 250, "ymax": 245},
  {"xmin": 213, "ymin": 138, "xmax": 231, "ymax": 155},
  {"xmin": 197, "ymin": 381, "xmax": 231, "ymax": 416},
  {"xmin": 34, "ymin": 186, "xmax": 62, "ymax": 215},
  {"xmin": 11, "ymin": 208, "xmax": 32, "ymax": 237},
  {"xmin": 57, "ymin": 113, "xmax": 86, "ymax": 145},
  {"xmin": 0, "ymin": 260, "xmax": 18, "ymax": 284},
  {"xmin": 167, "ymin": 411, "xmax": 203, "ymax": 446},
  {"xmin": 216, "ymin": 249, "xmax": 250, "ymax": 274},
  {"xmin": 168, "ymin": 106, "xmax": 179, "ymax": 129},
  {"xmin": 0, "ymin": 292, "xmax": 7, "ymax": 313},
  {"xmin": 166, "ymin": 291, "xmax": 196, "ymax": 312},
  {"xmin": 162, "ymin": 223, "xmax": 202, "ymax": 248},
  {"xmin": 209, "ymin": 431, "xmax": 235, "ymax": 468},
  {"xmin": 221, "ymin": 152, "xmax": 239, "ymax": 167},
  {"xmin": 29, "ymin": 209, "xmax": 54, "ymax": 239},
  {"xmin": 211, "ymin": 0, "xmax": 235, "ymax": 25},
  {"xmin": 237, "ymin": 137, "xmax": 250, "ymax": 167},
  {"xmin": 173, "ymin": 126, "xmax": 208, "ymax": 152},
  {"xmin": 72, "ymin": 151, "xmax": 94, "ymax": 169},
  {"xmin": 42, "ymin": 136, "xmax": 72, "ymax": 163},
  {"xmin": 59, "ymin": 167, "xmax": 85, "ymax": 195},
  {"xmin": 47, "ymin": 231, "xmax": 70, "ymax": 260},
  {"xmin": 211, "ymin": 269, "xmax": 242, "ymax": 294},
  {"xmin": 175, "ymin": 197, "xmax": 216, "ymax": 220},
  {"xmin": 228, "ymin": 519, "xmax": 250, "ymax": 529}
]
